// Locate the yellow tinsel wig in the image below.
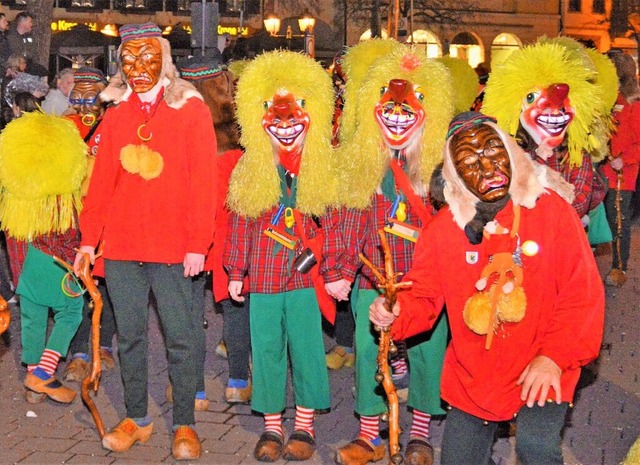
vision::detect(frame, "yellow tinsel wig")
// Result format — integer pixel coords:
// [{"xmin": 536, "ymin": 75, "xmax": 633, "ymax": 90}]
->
[
  {"xmin": 436, "ymin": 56, "xmax": 478, "ymax": 114},
  {"xmin": 228, "ymin": 50, "xmax": 337, "ymax": 218},
  {"xmin": 0, "ymin": 112, "xmax": 87, "ymax": 239},
  {"xmin": 483, "ymin": 41, "xmax": 604, "ymax": 166},
  {"xmin": 339, "ymin": 38, "xmax": 404, "ymax": 146},
  {"xmin": 538, "ymin": 36, "xmax": 618, "ymax": 162},
  {"xmin": 339, "ymin": 47, "xmax": 454, "ymax": 209}
]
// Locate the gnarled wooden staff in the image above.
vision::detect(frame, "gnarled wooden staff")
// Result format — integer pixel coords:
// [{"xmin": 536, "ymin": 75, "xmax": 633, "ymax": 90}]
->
[
  {"xmin": 611, "ymin": 169, "xmax": 627, "ymax": 286},
  {"xmin": 359, "ymin": 230, "xmax": 412, "ymax": 465},
  {"xmin": 55, "ymin": 252, "xmax": 105, "ymax": 438}
]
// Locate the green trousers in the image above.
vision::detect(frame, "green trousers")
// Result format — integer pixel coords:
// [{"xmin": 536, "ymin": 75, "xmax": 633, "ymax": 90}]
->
[
  {"xmin": 250, "ymin": 288, "xmax": 330, "ymax": 413},
  {"xmin": 18, "ymin": 245, "xmax": 83, "ymax": 364},
  {"xmin": 353, "ymin": 289, "xmax": 448, "ymax": 416}
]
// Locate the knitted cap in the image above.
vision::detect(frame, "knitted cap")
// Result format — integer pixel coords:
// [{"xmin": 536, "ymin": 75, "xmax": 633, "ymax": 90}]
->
[
  {"xmin": 446, "ymin": 111, "xmax": 497, "ymax": 140},
  {"xmin": 119, "ymin": 22, "xmax": 162, "ymax": 43},
  {"xmin": 73, "ymin": 67, "xmax": 106, "ymax": 85},
  {"xmin": 177, "ymin": 53, "xmax": 225, "ymax": 82}
]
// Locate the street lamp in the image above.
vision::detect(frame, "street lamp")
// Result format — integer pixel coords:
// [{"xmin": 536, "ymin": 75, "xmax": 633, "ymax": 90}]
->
[{"xmin": 263, "ymin": 12, "xmax": 315, "ymax": 58}]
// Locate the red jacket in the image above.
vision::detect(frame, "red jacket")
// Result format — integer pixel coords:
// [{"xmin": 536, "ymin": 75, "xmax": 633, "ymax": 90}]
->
[
  {"xmin": 79, "ymin": 94, "xmax": 217, "ymax": 263},
  {"xmin": 391, "ymin": 192, "xmax": 604, "ymax": 421},
  {"xmin": 603, "ymin": 94, "xmax": 640, "ymax": 191}
]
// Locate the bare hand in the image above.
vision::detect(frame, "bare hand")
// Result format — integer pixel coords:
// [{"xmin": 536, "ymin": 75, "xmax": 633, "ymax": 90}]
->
[
  {"xmin": 73, "ymin": 245, "xmax": 97, "ymax": 276},
  {"xmin": 183, "ymin": 253, "xmax": 205, "ymax": 277},
  {"xmin": 325, "ymin": 279, "xmax": 351, "ymax": 301},
  {"xmin": 611, "ymin": 156, "xmax": 624, "ymax": 171},
  {"xmin": 228, "ymin": 280, "xmax": 245, "ymax": 302},
  {"xmin": 369, "ymin": 295, "xmax": 399, "ymax": 328},
  {"xmin": 517, "ymin": 355, "xmax": 562, "ymax": 407}
]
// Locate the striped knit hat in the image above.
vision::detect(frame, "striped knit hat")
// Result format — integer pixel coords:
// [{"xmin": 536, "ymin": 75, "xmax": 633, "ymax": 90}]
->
[
  {"xmin": 119, "ymin": 22, "xmax": 162, "ymax": 43},
  {"xmin": 73, "ymin": 67, "xmax": 106, "ymax": 85},
  {"xmin": 446, "ymin": 111, "xmax": 497, "ymax": 140},
  {"xmin": 177, "ymin": 54, "xmax": 225, "ymax": 82}
]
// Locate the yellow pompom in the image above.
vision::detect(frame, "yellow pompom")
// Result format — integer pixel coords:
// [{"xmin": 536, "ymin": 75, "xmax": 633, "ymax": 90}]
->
[
  {"xmin": 497, "ymin": 285, "xmax": 527, "ymax": 323},
  {"xmin": 120, "ymin": 144, "xmax": 164, "ymax": 180},
  {"xmin": 463, "ymin": 292, "xmax": 491, "ymax": 335}
]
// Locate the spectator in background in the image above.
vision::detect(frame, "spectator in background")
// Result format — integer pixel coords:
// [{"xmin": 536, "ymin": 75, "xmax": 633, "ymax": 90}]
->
[
  {"xmin": 602, "ymin": 50, "xmax": 640, "ymax": 287},
  {"xmin": 0, "ymin": 14, "xmax": 11, "ymax": 74},
  {"xmin": 41, "ymin": 68, "xmax": 75, "ymax": 115},
  {"xmin": 7, "ymin": 12, "xmax": 35, "ymax": 63}
]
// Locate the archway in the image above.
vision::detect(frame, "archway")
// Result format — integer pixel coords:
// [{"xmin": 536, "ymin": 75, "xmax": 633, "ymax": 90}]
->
[
  {"xmin": 359, "ymin": 29, "xmax": 389, "ymax": 41},
  {"xmin": 407, "ymin": 29, "xmax": 442, "ymax": 58},
  {"xmin": 450, "ymin": 31, "xmax": 483, "ymax": 68},
  {"xmin": 491, "ymin": 33, "xmax": 522, "ymax": 68}
]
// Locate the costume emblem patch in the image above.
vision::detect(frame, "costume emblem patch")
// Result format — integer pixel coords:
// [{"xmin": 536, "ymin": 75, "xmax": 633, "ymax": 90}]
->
[{"xmin": 466, "ymin": 251, "xmax": 479, "ymax": 264}]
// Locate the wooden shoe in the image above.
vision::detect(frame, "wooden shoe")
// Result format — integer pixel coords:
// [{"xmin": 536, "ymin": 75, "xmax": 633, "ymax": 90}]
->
[
  {"xmin": 24, "ymin": 389, "xmax": 46, "ymax": 404},
  {"xmin": 254, "ymin": 431, "xmax": 284, "ymax": 462},
  {"xmin": 100, "ymin": 347, "xmax": 116, "ymax": 370},
  {"xmin": 282, "ymin": 430, "xmax": 316, "ymax": 461},
  {"xmin": 225, "ymin": 380, "xmax": 252, "ymax": 404},
  {"xmin": 172, "ymin": 425, "xmax": 201, "ymax": 461},
  {"xmin": 63, "ymin": 357, "xmax": 90, "ymax": 382},
  {"xmin": 326, "ymin": 345, "xmax": 355, "ymax": 370},
  {"xmin": 24, "ymin": 372, "xmax": 76, "ymax": 404},
  {"xmin": 166, "ymin": 384, "xmax": 210, "ymax": 410},
  {"xmin": 335, "ymin": 437, "xmax": 385, "ymax": 465},
  {"xmin": 404, "ymin": 438, "xmax": 434, "ymax": 465},
  {"xmin": 101, "ymin": 418, "xmax": 153, "ymax": 452}
]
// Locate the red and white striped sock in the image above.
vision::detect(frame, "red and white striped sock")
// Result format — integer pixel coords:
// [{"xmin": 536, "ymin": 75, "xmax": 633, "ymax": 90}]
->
[
  {"xmin": 38, "ymin": 349, "xmax": 61, "ymax": 376},
  {"xmin": 358, "ymin": 415, "xmax": 380, "ymax": 441},
  {"xmin": 294, "ymin": 405, "xmax": 315, "ymax": 437},
  {"xmin": 390, "ymin": 356, "xmax": 408, "ymax": 378},
  {"xmin": 264, "ymin": 413, "xmax": 283, "ymax": 438},
  {"xmin": 27, "ymin": 364, "xmax": 37, "ymax": 373},
  {"xmin": 409, "ymin": 409, "xmax": 431, "ymax": 439}
]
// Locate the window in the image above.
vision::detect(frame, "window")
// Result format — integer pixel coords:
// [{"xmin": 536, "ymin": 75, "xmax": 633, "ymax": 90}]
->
[
  {"xmin": 568, "ymin": 0, "xmax": 581, "ymax": 12},
  {"xmin": 592, "ymin": 0, "xmax": 605, "ymax": 14}
]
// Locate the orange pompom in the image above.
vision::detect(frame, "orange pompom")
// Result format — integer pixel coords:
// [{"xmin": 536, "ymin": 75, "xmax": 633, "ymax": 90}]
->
[
  {"xmin": 463, "ymin": 291, "xmax": 491, "ymax": 335},
  {"xmin": 497, "ymin": 285, "xmax": 527, "ymax": 323}
]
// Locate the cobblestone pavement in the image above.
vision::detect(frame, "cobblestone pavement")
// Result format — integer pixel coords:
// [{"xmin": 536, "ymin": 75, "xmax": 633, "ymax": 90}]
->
[{"xmin": 0, "ymin": 226, "xmax": 638, "ymax": 464}]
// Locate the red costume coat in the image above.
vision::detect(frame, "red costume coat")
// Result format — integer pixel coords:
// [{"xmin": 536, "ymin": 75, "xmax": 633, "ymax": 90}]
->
[
  {"xmin": 79, "ymin": 93, "xmax": 217, "ymax": 262},
  {"xmin": 603, "ymin": 94, "xmax": 640, "ymax": 191},
  {"xmin": 391, "ymin": 192, "xmax": 604, "ymax": 421}
]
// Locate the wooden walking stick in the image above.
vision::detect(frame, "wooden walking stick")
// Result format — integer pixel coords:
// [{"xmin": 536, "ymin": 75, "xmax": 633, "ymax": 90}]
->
[
  {"xmin": 611, "ymin": 169, "xmax": 627, "ymax": 287},
  {"xmin": 359, "ymin": 230, "xmax": 412, "ymax": 465},
  {"xmin": 55, "ymin": 251, "xmax": 105, "ymax": 438}
]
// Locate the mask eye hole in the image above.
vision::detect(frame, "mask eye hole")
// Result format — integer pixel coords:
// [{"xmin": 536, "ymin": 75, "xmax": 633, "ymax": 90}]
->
[
  {"xmin": 263, "ymin": 101, "xmax": 273, "ymax": 110},
  {"xmin": 380, "ymin": 86, "xmax": 388, "ymax": 96},
  {"xmin": 525, "ymin": 92, "xmax": 539, "ymax": 105}
]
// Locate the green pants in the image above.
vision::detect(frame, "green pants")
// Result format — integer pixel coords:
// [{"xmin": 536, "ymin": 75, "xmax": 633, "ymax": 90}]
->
[
  {"xmin": 18, "ymin": 245, "xmax": 83, "ymax": 364},
  {"xmin": 250, "ymin": 289, "xmax": 330, "ymax": 413},
  {"xmin": 353, "ymin": 289, "xmax": 448, "ymax": 416}
]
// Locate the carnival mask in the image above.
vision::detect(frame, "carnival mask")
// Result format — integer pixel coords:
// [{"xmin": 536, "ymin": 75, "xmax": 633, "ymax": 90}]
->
[
  {"xmin": 121, "ymin": 38, "xmax": 163, "ymax": 94},
  {"xmin": 451, "ymin": 124, "xmax": 511, "ymax": 203},
  {"xmin": 374, "ymin": 78, "xmax": 426, "ymax": 150},
  {"xmin": 69, "ymin": 80, "xmax": 105, "ymax": 126},
  {"xmin": 519, "ymin": 83, "xmax": 574, "ymax": 149},
  {"xmin": 262, "ymin": 91, "xmax": 310, "ymax": 175}
]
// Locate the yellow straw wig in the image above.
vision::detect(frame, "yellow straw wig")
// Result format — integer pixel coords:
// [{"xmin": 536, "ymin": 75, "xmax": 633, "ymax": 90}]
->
[
  {"xmin": 228, "ymin": 50, "xmax": 336, "ymax": 218},
  {"xmin": 339, "ymin": 38, "xmax": 404, "ymax": 145},
  {"xmin": 0, "ymin": 112, "xmax": 87, "ymax": 239},
  {"xmin": 436, "ymin": 56, "xmax": 478, "ymax": 114},
  {"xmin": 339, "ymin": 47, "xmax": 454, "ymax": 208},
  {"xmin": 483, "ymin": 41, "xmax": 604, "ymax": 166}
]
